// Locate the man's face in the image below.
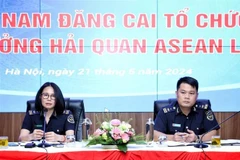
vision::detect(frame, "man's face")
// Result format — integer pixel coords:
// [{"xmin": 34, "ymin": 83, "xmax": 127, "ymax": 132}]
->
[{"xmin": 176, "ymin": 83, "xmax": 198, "ymax": 109}]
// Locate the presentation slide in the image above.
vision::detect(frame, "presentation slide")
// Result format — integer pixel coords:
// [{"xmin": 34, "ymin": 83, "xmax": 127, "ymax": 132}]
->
[{"xmin": 0, "ymin": 0, "xmax": 240, "ymax": 112}]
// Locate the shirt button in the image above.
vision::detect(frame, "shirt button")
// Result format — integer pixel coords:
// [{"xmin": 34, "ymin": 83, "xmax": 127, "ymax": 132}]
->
[
  {"xmin": 186, "ymin": 117, "xmax": 189, "ymax": 119},
  {"xmin": 186, "ymin": 126, "xmax": 188, "ymax": 129}
]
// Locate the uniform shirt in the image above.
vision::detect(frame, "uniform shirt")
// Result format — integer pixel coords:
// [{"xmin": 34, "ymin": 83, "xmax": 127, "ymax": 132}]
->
[
  {"xmin": 21, "ymin": 110, "xmax": 75, "ymax": 135},
  {"xmin": 154, "ymin": 101, "xmax": 220, "ymax": 135}
]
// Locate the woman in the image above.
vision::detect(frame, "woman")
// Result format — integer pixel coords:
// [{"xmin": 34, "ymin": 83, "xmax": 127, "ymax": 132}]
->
[{"xmin": 19, "ymin": 82, "xmax": 75, "ymax": 142}]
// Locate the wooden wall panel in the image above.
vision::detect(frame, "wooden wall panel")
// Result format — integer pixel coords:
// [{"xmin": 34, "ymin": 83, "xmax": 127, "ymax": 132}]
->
[{"xmin": 0, "ymin": 112, "xmax": 239, "ymax": 142}]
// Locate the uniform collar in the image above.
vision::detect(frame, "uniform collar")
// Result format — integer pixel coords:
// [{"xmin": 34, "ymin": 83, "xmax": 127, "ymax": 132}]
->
[
  {"xmin": 40, "ymin": 110, "xmax": 57, "ymax": 118},
  {"xmin": 175, "ymin": 102, "xmax": 198, "ymax": 115}
]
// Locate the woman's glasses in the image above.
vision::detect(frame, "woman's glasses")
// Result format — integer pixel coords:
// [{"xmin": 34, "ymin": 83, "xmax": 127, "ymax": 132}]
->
[{"xmin": 41, "ymin": 93, "xmax": 56, "ymax": 100}]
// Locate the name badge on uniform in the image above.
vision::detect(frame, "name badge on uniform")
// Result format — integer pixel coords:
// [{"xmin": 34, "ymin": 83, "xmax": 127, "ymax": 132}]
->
[
  {"xmin": 172, "ymin": 123, "xmax": 181, "ymax": 128},
  {"xmin": 35, "ymin": 124, "xmax": 43, "ymax": 128}
]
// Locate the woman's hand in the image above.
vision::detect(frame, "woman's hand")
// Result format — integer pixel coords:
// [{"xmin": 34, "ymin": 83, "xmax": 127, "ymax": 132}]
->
[
  {"xmin": 31, "ymin": 129, "xmax": 44, "ymax": 140},
  {"xmin": 45, "ymin": 132, "xmax": 64, "ymax": 142},
  {"xmin": 45, "ymin": 132, "xmax": 59, "ymax": 142}
]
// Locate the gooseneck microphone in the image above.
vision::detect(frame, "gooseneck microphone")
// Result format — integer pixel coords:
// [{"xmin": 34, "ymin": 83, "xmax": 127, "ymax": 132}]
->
[
  {"xmin": 194, "ymin": 111, "xmax": 240, "ymax": 148},
  {"xmin": 38, "ymin": 108, "xmax": 51, "ymax": 148}
]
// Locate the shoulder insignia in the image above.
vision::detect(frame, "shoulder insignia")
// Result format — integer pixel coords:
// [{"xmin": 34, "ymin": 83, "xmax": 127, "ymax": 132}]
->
[
  {"xmin": 204, "ymin": 104, "xmax": 209, "ymax": 109},
  {"xmin": 63, "ymin": 110, "xmax": 70, "ymax": 114},
  {"xmin": 162, "ymin": 106, "xmax": 176, "ymax": 114},
  {"xmin": 163, "ymin": 108, "xmax": 167, "ymax": 113},
  {"xmin": 28, "ymin": 110, "xmax": 40, "ymax": 115},
  {"xmin": 67, "ymin": 114, "xmax": 75, "ymax": 124},
  {"xmin": 205, "ymin": 110, "xmax": 214, "ymax": 121},
  {"xmin": 195, "ymin": 103, "xmax": 209, "ymax": 110}
]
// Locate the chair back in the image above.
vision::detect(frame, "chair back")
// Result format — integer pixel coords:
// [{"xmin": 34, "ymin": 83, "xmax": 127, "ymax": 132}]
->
[
  {"xmin": 26, "ymin": 98, "xmax": 86, "ymax": 141},
  {"xmin": 153, "ymin": 98, "xmax": 211, "ymax": 120},
  {"xmin": 67, "ymin": 99, "xmax": 86, "ymax": 141},
  {"xmin": 26, "ymin": 98, "xmax": 70, "ymax": 111}
]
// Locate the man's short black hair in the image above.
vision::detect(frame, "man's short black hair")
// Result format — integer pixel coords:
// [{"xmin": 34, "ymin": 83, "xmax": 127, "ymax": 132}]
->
[{"xmin": 177, "ymin": 76, "xmax": 199, "ymax": 92}]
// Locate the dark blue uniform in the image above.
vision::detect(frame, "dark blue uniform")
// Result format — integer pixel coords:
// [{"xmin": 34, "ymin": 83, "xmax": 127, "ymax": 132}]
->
[
  {"xmin": 21, "ymin": 110, "xmax": 75, "ymax": 135},
  {"xmin": 154, "ymin": 101, "xmax": 220, "ymax": 135}
]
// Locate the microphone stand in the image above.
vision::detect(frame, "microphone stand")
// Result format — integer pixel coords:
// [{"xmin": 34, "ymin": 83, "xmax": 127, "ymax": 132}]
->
[
  {"xmin": 194, "ymin": 140, "xmax": 208, "ymax": 148},
  {"xmin": 194, "ymin": 111, "xmax": 240, "ymax": 148},
  {"xmin": 38, "ymin": 109, "xmax": 51, "ymax": 148}
]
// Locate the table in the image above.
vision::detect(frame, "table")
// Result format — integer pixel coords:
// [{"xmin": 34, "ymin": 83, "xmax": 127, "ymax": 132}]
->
[{"xmin": 1, "ymin": 143, "xmax": 240, "ymax": 160}]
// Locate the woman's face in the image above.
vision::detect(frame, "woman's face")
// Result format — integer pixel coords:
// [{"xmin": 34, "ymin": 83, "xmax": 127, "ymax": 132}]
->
[{"xmin": 41, "ymin": 86, "xmax": 56, "ymax": 110}]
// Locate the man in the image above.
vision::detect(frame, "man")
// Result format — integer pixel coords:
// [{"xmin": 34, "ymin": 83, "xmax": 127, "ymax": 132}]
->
[{"xmin": 154, "ymin": 76, "xmax": 219, "ymax": 142}]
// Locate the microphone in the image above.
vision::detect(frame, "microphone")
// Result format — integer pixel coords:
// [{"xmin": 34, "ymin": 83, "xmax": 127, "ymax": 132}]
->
[
  {"xmin": 194, "ymin": 111, "xmax": 240, "ymax": 148},
  {"xmin": 37, "ymin": 108, "xmax": 51, "ymax": 148}
]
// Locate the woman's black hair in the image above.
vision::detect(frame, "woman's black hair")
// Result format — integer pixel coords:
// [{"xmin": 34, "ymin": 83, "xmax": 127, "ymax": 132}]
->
[{"xmin": 35, "ymin": 82, "xmax": 65, "ymax": 115}]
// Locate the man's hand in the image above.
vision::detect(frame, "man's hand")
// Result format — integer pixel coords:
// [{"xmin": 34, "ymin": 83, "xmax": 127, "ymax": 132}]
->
[
  {"xmin": 173, "ymin": 132, "xmax": 188, "ymax": 142},
  {"xmin": 186, "ymin": 129, "xmax": 197, "ymax": 142}
]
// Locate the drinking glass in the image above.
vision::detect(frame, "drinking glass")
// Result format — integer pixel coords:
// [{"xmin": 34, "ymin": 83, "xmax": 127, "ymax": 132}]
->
[
  {"xmin": 0, "ymin": 136, "xmax": 8, "ymax": 149},
  {"xmin": 211, "ymin": 135, "xmax": 221, "ymax": 147}
]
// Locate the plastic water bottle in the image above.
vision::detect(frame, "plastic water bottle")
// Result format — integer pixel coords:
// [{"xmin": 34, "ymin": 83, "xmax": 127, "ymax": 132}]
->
[
  {"xmin": 146, "ymin": 118, "xmax": 154, "ymax": 145},
  {"xmin": 82, "ymin": 118, "xmax": 92, "ymax": 141}
]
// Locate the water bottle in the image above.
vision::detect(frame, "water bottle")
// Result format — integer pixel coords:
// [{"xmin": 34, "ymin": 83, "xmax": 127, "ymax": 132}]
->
[
  {"xmin": 146, "ymin": 118, "xmax": 154, "ymax": 144},
  {"xmin": 82, "ymin": 118, "xmax": 92, "ymax": 141}
]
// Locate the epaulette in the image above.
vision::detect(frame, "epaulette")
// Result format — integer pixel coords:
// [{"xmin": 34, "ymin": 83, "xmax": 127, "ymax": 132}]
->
[
  {"xmin": 63, "ymin": 110, "xmax": 70, "ymax": 114},
  {"xmin": 194, "ymin": 103, "xmax": 209, "ymax": 110},
  {"xmin": 162, "ymin": 106, "xmax": 176, "ymax": 113},
  {"xmin": 28, "ymin": 110, "xmax": 40, "ymax": 115}
]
